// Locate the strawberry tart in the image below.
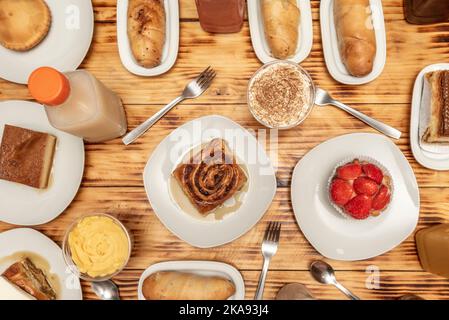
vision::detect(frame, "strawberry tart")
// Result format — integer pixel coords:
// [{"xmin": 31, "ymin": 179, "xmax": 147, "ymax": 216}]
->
[{"xmin": 329, "ymin": 158, "xmax": 392, "ymax": 220}]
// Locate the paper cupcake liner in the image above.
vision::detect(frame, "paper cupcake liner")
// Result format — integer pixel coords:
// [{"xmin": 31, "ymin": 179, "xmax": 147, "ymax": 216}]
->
[{"xmin": 327, "ymin": 156, "xmax": 394, "ymax": 220}]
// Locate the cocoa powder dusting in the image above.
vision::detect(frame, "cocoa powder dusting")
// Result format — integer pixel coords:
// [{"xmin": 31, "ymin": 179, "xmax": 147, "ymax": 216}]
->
[{"xmin": 248, "ymin": 62, "xmax": 313, "ymax": 128}]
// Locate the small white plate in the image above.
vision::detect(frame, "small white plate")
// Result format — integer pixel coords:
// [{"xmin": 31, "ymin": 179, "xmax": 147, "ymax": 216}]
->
[
  {"xmin": 117, "ymin": 0, "xmax": 179, "ymax": 76},
  {"xmin": 410, "ymin": 63, "xmax": 449, "ymax": 170},
  {"xmin": 143, "ymin": 115, "xmax": 277, "ymax": 248},
  {"xmin": 0, "ymin": 101, "xmax": 84, "ymax": 226},
  {"xmin": 0, "ymin": 228, "xmax": 83, "ymax": 300},
  {"xmin": 291, "ymin": 133, "xmax": 420, "ymax": 261},
  {"xmin": 248, "ymin": 0, "xmax": 313, "ymax": 64},
  {"xmin": 320, "ymin": 0, "xmax": 386, "ymax": 85},
  {"xmin": 0, "ymin": 0, "xmax": 93, "ymax": 84},
  {"xmin": 137, "ymin": 260, "xmax": 245, "ymax": 300}
]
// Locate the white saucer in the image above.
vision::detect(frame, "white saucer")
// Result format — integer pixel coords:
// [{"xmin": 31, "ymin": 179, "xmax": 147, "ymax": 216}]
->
[
  {"xmin": 0, "ymin": 0, "xmax": 94, "ymax": 84},
  {"xmin": 117, "ymin": 0, "xmax": 179, "ymax": 76},
  {"xmin": 320, "ymin": 0, "xmax": 386, "ymax": 85},
  {"xmin": 291, "ymin": 133, "xmax": 420, "ymax": 261},
  {"xmin": 247, "ymin": 0, "xmax": 313, "ymax": 64},
  {"xmin": 143, "ymin": 115, "xmax": 277, "ymax": 248},
  {"xmin": 137, "ymin": 261, "xmax": 245, "ymax": 300},
  {"xmin": 0, "ymin": 228, "xmax": 83, "ymax": 300},
  {"xmin": 410, "ymin": 63, "xmax": 449, "ymax": 170},
  {"xmin": 0, "ymin": 101, "xmax": 84, "ymax": 226}
]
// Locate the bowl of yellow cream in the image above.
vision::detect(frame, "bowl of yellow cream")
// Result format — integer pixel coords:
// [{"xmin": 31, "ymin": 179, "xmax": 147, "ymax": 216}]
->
[{"xmin": 63, "ymin": 214, "xmax": 132, "ymax": 281}]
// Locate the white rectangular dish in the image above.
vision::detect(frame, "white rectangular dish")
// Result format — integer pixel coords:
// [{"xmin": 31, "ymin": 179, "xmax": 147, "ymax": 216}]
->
[
  {"xmin": 117, "ymin": 0, "xmax": 179, "ymax": 76},
  {"xmin": 137, "ymin": 261, "xmax": 245, "ymax": 300},
  {"xmin": 248, "ymin": 0, "xmax": 313, "ymax": 64},
  {"xmin": 320, "ymin": 0, "xmax": 386, "ymax": 85},
  {"xmin": 410, "ymin": 63, "xmax": 449, "ymax": 170}
]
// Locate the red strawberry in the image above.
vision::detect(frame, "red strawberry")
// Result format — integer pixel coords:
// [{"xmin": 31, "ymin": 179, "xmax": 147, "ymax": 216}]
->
[
  {"xmin": 372, "ymin": 185, "xmax": 391, "ymax": 210},
  {"xmin": 330, "ymin": 179, "xmax": 353, "ymax": 205},
  {"xmin": 337, "ymin": 161, "xmax": 362, "ymax": 180},
  {"xmin": 344, "ymin": 194, "xmax": 372, "ymax": 220},
  {"xmin": 362, "ymin": 163, "xmax": 383, "ymax": 184},
  {"xmin": 353, "ymin": 177, "xmax": 379, "ymax": 196}
]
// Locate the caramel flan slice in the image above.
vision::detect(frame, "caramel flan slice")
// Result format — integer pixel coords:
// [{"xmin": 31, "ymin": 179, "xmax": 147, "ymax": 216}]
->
[{"xmin": 0, "ymin": 124, "xmax": 56, "ymax": 189}]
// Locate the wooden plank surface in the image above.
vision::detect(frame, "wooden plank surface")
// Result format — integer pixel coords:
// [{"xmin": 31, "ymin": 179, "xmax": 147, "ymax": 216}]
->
[{"xmin": 1, "ymin": 0, "xmax": 449, "ymax": 300}]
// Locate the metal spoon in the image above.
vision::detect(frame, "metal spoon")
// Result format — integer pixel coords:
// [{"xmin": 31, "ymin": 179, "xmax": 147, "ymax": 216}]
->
[
  {"xmin": 314, "ymin": 87, "xmax": 402, "ymax": 140},
  {"xmin": 91, "ymin": 280, "xmax": 120, "ymax": 300},
  {"xmin": 310, "ymin": 260, "xmax": 360, "ymax": 300}
]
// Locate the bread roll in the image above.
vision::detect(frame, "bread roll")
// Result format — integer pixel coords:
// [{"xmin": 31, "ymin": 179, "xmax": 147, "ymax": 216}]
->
[
  {"xmin": 262, "ymin": 0, "xmax": 300, "ymax": 59},
  {"xmin": 127, "ymin": 0, "xmax": 165, "ymax": 68},
  {"xmin": 334, "ymin": 0, "xmax": 376, "ymax": 77},
  {"xmin": 142, "ymin": 271, "xmax": 236, "ymax": 300}
]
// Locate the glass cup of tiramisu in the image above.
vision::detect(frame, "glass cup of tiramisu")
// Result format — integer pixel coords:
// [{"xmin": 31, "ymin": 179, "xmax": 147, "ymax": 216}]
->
[{"xmin": 247, "ymin": 60, "xmax": 315, "ymax": 129}]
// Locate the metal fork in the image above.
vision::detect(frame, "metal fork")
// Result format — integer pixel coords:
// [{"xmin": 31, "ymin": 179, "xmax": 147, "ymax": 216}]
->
[
  {"xmin": 122, "ymin": 66, "xmax": 216, "ymax": 145},
  {"xmin": 255, "ymin": 221, "xmax": 281, "ymax": 300},
  {"xmin": 314, "ymin": 87, "xmax": 402, "ymax": 140}
]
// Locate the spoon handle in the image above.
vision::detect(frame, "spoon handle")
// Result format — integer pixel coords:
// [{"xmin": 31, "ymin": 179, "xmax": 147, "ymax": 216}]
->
[
  {"xmin": 331, "ymin": 100, "xmax": 402, "ymax": 140},
  {"xmin": 333, "ymin": 281, "xmax": 360, "ymax": 300}
]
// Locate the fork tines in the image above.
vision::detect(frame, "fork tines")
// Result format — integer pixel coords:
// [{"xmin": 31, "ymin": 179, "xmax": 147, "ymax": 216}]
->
[
  {"xmin": 264, "ymin": 221, "xmax": 281, "ymax": 243},
  {"xmin": 196, "ymin": 66, "xmax": 216, "ymax": 88}
]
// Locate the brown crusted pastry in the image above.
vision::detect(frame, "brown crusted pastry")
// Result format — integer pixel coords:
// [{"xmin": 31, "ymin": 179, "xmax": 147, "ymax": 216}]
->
[
  {"xmin": 2, "ymin": 258, "xmax": 56, "ymax": 300},
  {"xmin": 173, "ymin": 138, "xmax": 247, "ymax": 215},
  {"xmin": 334, "ymin": 0, "xmax": 376, "ymax": 77},
  {"xmin": 423, "ymin": 70, "xmax": 449, "ymax": 144},
  {"xmin": 0, "ymin": 125, "xmax": 56, "ymax": 189},
  {"xmin": 142, "ymin": 271, "xmax": 236, "ymax": 300},
  {"xmin": 0, "ymin": 0, "xmax": 52, "ymax": 51},
  {"xmin": 262, "ymin": 0, "xmax": 300, "ymax": 59},
  {"xmin": 127, "ymin": 0, "xmax": 165, "ymax": 68}
]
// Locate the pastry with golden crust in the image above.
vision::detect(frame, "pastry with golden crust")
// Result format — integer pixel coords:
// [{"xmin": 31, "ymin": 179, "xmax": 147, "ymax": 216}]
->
[
  {"xmin": 0, "ymin": 0, "xmax": 52, "ymax": 51},
  {"xmin": 422, "ymin": 70, "xmax": 449, "ymax": 144},
  {"xmin": 127, "ymin": 0, "xmax": 165, "ymax": 68},
  {"xmin": 173, "ymin": 139, "xmax": 247, "ymax": 215},
  {"xmin": 2, "ymin": 258, "xmax": 56, "ymax": 300}
]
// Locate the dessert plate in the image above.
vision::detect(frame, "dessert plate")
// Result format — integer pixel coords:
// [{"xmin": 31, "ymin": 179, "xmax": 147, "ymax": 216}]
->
[
  {"xmin": 0, "ymin": 228, "xmax": 83, "ymax": 300},
  {"xmin": 143, "ymin": 115, "xmax": 277, "ymax": 248},
  {"xmin": 0, "ymin": 0, "xmax": 94, "ymax": 84},
  {"xmin": 117, "ymin": 0, "xmax": 179, "ymax": 76},
  {"xmin": 247, "ymin": 0, "xmax": 313, "ymax": 64},
  {"xmin": 0, "ymin": 101, "xmax": 84, "ymax": 226},
  {"xmin": 137, "ymin": 261, "xmax": 245, "ymax": 300},
  {"xmin": 291, "ymin": 133, "xmax": 419, "ymax": 261},
  {"xmin": 410, "ymin": 63, "xmax": 449, "ymax": 170},
  {"xmin": 320, "ymin": 0, "xmax": 387, "ymax": 85}
]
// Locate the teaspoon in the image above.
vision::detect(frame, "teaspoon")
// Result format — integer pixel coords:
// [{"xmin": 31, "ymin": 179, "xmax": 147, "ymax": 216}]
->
[
  {"xmin": 91, "ymin": 280, "xmax": 120, "ymax": 300},
  {"xmin": 310, "ymin": 260, "xmax": 360, "ymax": 300}
]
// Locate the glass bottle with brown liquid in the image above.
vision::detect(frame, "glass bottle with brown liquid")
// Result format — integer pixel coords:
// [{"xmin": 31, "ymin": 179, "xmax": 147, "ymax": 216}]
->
[{"xmin": 404, "ymin": 0, "xmax": 449, "ymax": 24}]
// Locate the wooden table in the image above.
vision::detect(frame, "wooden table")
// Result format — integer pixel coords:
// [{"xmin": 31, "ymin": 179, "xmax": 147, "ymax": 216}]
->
[{"xmin": 1, "ymin": 0, "xmax": 449, "ymax": 300}]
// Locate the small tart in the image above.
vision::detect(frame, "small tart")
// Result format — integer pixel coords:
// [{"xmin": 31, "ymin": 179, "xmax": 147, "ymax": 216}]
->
[{"xmin": 0, "ymin": 0, "xmax": 52, "ymax": 51}]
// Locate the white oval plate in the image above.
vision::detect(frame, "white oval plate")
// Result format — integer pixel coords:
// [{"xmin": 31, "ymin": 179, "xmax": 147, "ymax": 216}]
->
[
  {"xmin": 143, "ymin": 115, "xmax": 277, "ymax": 248},
  {"xmin": 117, "ymin": 0, "xmax": 179, "ymax": 76},
  {"xmin": 410, "ymin": 63, "xmax": 449, "ymax": 170},
  {"xmin": 0, "ymin": 228, "xmax": 82, "ymax": 300},
  {"xmin": 0, "ymin": 0, "xmax": 93, "ymax": 84},
  {"xmin": 137, "ymin": 260, "xmax": 245, "ymax": 300},
  {"xmin": 0, "ymin": 101, "xmax": 84, "ymax": 226},
  {"xmin": 248, "ymin": 0, "xmax": 313, "ymax": 64},
  {"xmin": 291, "ymin": 133, "xmax": 420, "ymax": 261},
  {"xmin": 320, "ymin": 0, "xmax": 386, "ymax": 85}
]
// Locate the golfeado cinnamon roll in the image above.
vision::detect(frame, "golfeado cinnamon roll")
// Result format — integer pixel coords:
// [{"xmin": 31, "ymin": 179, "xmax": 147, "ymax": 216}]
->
[{"xmin": 172, "ymin": 138, "xmax": 247, "ymax": 215}]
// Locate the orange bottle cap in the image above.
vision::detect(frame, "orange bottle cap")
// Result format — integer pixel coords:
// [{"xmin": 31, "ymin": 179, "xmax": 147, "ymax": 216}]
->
[{"xmin": 28, "ymin": 67, "xmax": 70, "ymax": 106}]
